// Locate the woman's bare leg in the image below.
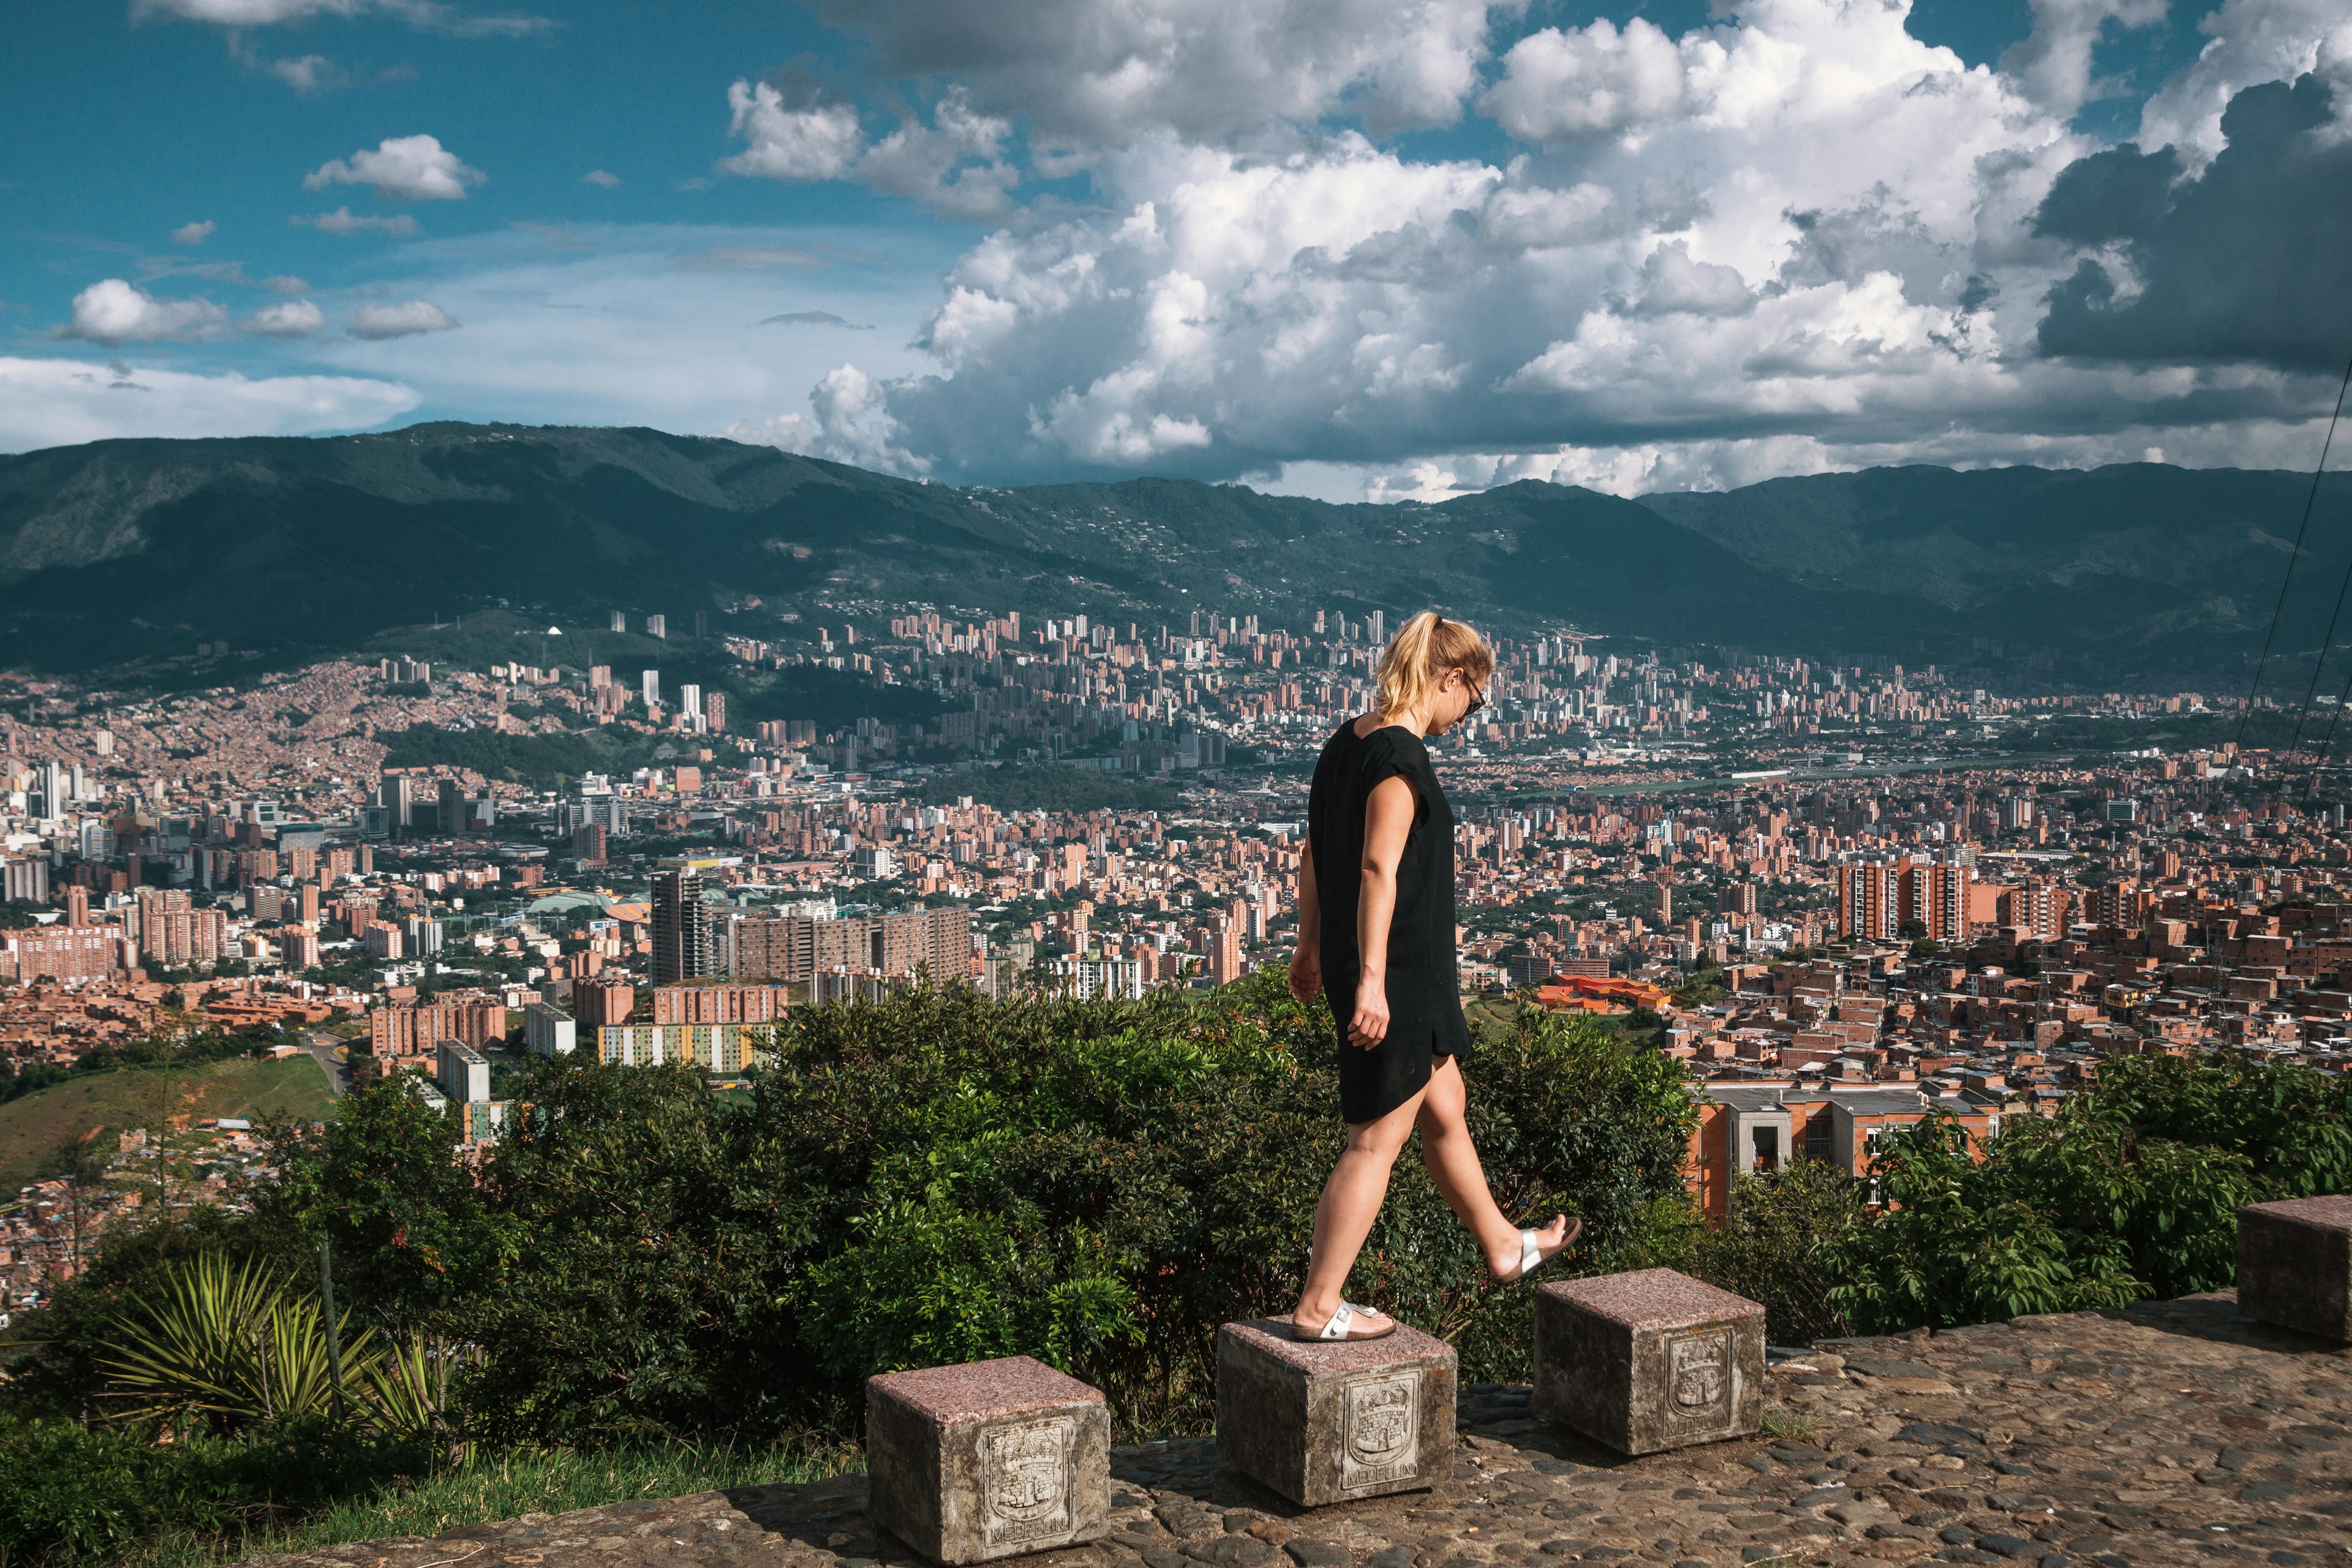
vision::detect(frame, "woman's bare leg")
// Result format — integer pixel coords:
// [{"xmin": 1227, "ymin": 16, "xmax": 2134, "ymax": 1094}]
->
[
  {"xmin": 1292, "ymin": 1086, "xmax": 1426, "ymax": 1332},
  {"xmin": 1416, "ymin": 1057, "xmax": 1572, "ymax": 1276}
]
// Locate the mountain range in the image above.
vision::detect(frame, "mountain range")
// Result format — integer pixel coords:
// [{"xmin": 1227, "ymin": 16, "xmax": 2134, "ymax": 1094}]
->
[{"xmin": 1, "ymin": 421, "xmax": 2346, "ymax": 685}]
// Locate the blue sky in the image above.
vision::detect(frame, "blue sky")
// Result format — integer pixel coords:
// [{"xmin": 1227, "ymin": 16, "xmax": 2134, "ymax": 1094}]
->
[{"xmin": 2, "ymin": 0, "xmax": 2344, "ymax": 497}]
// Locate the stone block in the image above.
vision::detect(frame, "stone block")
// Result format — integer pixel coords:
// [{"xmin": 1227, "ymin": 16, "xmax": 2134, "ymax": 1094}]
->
[
  {"xmin": 865, "ymin": 1355, "xmax": 1111, "ymax": 1564},
  {"xmin": 1530, "ymin": 1267, "xmax": 1765, "ymax": 1455},
  {"xmin": 2237, "ymin": 1195, "xmax": 2352, "ymax": 1344},
  {"xmin": 1215, "ymin": 1317, "xmax": 1456, "ymax": 1507}
]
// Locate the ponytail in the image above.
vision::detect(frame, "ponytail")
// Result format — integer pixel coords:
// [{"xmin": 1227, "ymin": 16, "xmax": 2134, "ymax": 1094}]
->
[{"xmin": 1374, "ymin": 612, "xmax": 1493, "ymax": 723}]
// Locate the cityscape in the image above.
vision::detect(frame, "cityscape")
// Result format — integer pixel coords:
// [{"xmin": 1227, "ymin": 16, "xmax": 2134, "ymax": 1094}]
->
[{"xmin": 6, "ymin": 586, "xmax": 2345, "ymax": 1303}]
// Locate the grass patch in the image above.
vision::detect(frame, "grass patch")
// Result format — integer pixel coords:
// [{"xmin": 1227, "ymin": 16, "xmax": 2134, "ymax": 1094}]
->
[
  {"xmin": 0, "ymin": 1056, "xmax": 334, "ymax": 1197},
  {"xmin": 229, "ymin": 1441, "xmax": 858, "ymax": 1565},
  {"xmin": 1759, "ymin": 1406, "xmax": 1823, "ymax": 1446}
]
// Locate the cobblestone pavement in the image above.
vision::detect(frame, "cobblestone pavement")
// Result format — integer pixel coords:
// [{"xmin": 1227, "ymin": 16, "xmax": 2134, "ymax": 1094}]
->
[{"xmin": 242, "ymin": 1293, "xmax": 2351, "ymax": 1568}]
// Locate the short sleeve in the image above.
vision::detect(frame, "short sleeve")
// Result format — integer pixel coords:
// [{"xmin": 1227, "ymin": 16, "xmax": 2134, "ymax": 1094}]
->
[{"xmin": 1358, "ymin": 731, "xmax": 1429, "ymax": 823}]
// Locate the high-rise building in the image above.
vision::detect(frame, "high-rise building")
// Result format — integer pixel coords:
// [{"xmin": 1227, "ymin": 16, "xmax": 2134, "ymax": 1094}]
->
[
  {"xmin": 704, "ymin": 690, "xmax": 726, "ymax": 733},
  {"xmin": 680, "ymin": 684, "xmax": 705, "ymax": 733},
  {"xmin": 651, "ymin": 864, "xmax": 713, "ymax": 985},
  {"xmin": 646, "ymin": 614, "xmax": 667, "ymax": 639},
  {"xmin": 722, "ymin": 905, "xmax": 971, "ymax": 983},
  {"xmin": 1, "ymin": 856, "xmax": 48, "ymax": 905},
  {"xmin": 436, "ymin": 1039, "xmax": 491, "ymax": 1104},
  {"xmin": 1368, "ymin": 610, "xmax": 1386, "ymax": 647},
  {"xmin": 1834, "ymin": 859, "xmax": 1901, "ymax": 943},
  {"xmin": 438, "ymin": 778, "xmax": 463, "ymax": 837},
  {"xmin": 575, "ymin": 979, "xmax": 636, "ymax": 1027},
  {"xmin": 610, "ymin": 612, "xmax": 627, "ymax": 633},
  {"xmin": 642, "ymin": 669, "xmax": 661, "ymax": 710}
]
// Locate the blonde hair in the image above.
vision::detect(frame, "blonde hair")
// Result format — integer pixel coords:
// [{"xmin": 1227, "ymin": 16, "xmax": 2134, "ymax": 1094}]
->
[{"xmin": 1374, "ymin": 612, "xmax": 1494, "ymax": 723}]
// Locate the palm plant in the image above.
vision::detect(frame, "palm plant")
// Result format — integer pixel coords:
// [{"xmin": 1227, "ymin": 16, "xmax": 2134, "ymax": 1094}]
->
[{"xmin": 94, "ymin": 1253, "xmax": 437, "ymax": 1435}]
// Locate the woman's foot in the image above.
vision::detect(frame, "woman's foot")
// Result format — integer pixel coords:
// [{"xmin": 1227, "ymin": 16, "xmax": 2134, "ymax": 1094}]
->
[
  {"xmin": 1288, "ymin": 1301, "xmax": 1398, "ymax": 1341},
  {"xmin": 1487, "ymin": 1215, "xmax": 1580, "ymax": 1283}
]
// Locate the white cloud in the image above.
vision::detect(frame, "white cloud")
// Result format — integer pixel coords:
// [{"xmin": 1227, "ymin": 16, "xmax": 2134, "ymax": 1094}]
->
[
  {"xmin": 1998, "ymin": 0, "xmax": 2166, "ymax": 118},
  {"xmin": 295, "ymin": 207, "xmax": 420, "ymax": 237},
  {"xmin": 132, "ymin": 0, "xmax": 552, "ymax": 36},
  {"xmin": 0, "ymin": 355, "xmax": 420, "ymax": 453},
  {"xmin": 582, "ymin": 168, "xmax": 622, "ymax": 187},
  {"xmin": 170, "ymin": 220, "xmax": 217, "ymax": 246},
  {"xmin": 720, "ymin": 363, "xmax": 930, "ymax": 476},
  {"xmin": 723, "ymin": 82, "xmax": 865, "ymax": 181},
  {"xmin": 305, "ymin": 134, "xmax": 484, "ymax": 201},
  {"xmin": 263, "ymin": 274, "xmax": 312, "ymax": 295},
  {"xmin": 790, "ymin": 0, "xmax": 1503, "ymax": 145},
  {"xmin": 55, "ymin": 280, "xmax": 230, "ymax": 345},
  {"xmin": 269, "ymin": 53, "xmax": 336, "ymax": 94},
  {"xmin": 818, "ymin": 0, "xmax": 2352, "ymax": 489},
  {"xmin": 134, "ymin": 0, "xmax": 361, "ymax": 22},
  {"xmin": 1479, "ymin": 18, "xmax": 1691, "ymax": 143},
  {"xmin": 2135, "ymin": 0, "xmax": 2352, "ymax": 168},
  {"xmin": 348, "ymin": 300, "xmax": 459, "ymax": 339},
  {"xmin": 244, "ymin": 299, "xmax": 328, "ymax": 337}
]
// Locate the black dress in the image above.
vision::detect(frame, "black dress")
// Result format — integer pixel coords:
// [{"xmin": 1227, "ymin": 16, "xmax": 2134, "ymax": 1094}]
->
[{"xmin": 1306, "ymin": 720, "xmax": 1472, "ymax": 1123}]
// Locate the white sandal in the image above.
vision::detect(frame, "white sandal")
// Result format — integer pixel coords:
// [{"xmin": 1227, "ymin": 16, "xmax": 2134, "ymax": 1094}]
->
[
  {"xmin": 1289, "ymin": 1302, "xmax": 1398, "ymax": 1341},
  {"xmin": 1490, "ymin": 1216, "xmax": 1581, "ymax": 1283}
]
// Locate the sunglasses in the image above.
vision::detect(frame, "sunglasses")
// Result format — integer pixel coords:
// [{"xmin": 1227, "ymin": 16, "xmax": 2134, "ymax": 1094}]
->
[{"xmin": 1463, "ymin": 676, "xmax": 1487, "ymax": 718}]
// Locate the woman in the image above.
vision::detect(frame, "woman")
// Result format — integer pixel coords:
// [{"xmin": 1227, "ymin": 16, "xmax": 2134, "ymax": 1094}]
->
[{"xmin": 1285, "ymin": 612, "xmax": 1577, "ymax": 1341}]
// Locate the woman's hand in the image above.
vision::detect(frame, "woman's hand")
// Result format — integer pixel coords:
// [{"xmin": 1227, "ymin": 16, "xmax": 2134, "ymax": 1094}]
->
[
  {"xmin": 1287, "ymin": 943, "xmax": 1321, "ymax": 1005},
  {"xmin": 1348, "ymin": 973, "xmax": 1391, "ymax": 1048}
]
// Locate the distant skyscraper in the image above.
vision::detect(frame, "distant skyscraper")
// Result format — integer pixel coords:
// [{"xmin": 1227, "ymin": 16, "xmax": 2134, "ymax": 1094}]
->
[
  {"xmin": 642, "ymin": 669, "xmax": 660, "ymax": 709},
  {"xmin": 704, "ymin": 690, "xmax": 726, "ymax": 733},
  {"xmin": 1368, "ymin": 610, "xmax": 1386, "ymax": 647},
  {"xmin": 611, "ymin": 611, "xmax": 627, "ymax": 633},
  {"xmin": 646, "ymin": 614, "xmax": 667, "ymax": 639},
  {"xmin": 651, "ymin": 865, "xmax": 712, "ymax": 986},
  {"xmin": 679, "ymin": 683, "xmax": 704, "ymax": 733}
]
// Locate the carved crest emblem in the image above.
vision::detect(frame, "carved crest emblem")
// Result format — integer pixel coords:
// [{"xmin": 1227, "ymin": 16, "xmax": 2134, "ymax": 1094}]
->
[
  {"xmin": 1667, "ymin": 1330, "xmax": 1729, "ymax": 1417},
  {"xmin": 981, "ymin": 1416, "xmax": 1073, "ymax": 1544},
  {"xmin": 1339, "ymin": 1370, "xmax": 1422, "ymax": 1491}
]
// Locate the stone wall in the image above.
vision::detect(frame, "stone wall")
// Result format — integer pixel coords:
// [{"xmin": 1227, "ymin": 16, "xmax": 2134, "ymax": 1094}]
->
[{"xmin": 236, "ymin": 1292, "xmax": 2350, "ymax": 1568}]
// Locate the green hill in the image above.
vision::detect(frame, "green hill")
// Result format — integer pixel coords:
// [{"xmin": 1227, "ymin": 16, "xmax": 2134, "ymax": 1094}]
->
[
  {"xmin": 0, "ymin": 1055, "xmax": 336, "ymax": 1199},
  {"xmin": 1, "ymin": 421, "xmax": 2347, "ymax": 682}
]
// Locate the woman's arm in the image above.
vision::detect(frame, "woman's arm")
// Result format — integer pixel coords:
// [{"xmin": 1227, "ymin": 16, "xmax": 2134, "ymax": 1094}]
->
[
  {"xmin": 1347, "ymin": 774, "xmax": 1415, "ymax": 1047},
  {"xmin": 1287, "ymin": 841, "xmax": 1322, "ymax": 1004}
]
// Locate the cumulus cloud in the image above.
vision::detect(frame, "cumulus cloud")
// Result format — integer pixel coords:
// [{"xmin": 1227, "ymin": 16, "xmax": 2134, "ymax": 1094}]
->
[
  {"xmin": 582, "ymin": 168, "xmax": 622, "ymax": 187},
  {"xmin": 790, "ymin": 0, "xmax": 1499, "ymax": 145},
  {"xmin": 2135, "ymin": 0, "xmax": 2352, "ymax": 168},
  {"xmin": 1999, "ymin": 0, "xmax": 2167, "ymax": 118},
  {"xmin": 55, "ymin": 280, "xmax": 229, "ymax": 345},
  {"xmin": 720, "ymin": 363, "xmax": 930, "ymax": 475},
  {"xmin": 2036, "ymin": 74, "xmax": 2352, "ymax": 369},
  {"xmin": 347, "ymin": 300, "xmax": 459, "ymax": 339},
  {"xmin": 722, "ymin": 80, "xmax": 1016, "ymax": 219},
  {"xmin": 263, "ymin": 274, "xmax": 312, "ymax": 295},
  {"xmin": 1479, "ymin": 18, "xmax": 1689, "ymax": 143},
  {"xmin": 772, "ymin": 0, "xmax": 2352, "ymax": 492},
  {"xmin": 0, "ymin": 355, "xmax": 419, "ymax": 454},
  {"xmin": 170, "ymin": 220, "xmax": 216, "ymax": 246},
  {"xmin": 305, "ymin": 134, "xmax": 483, "ymax": 201},
  {"xmin": 243, "ymin": 299, "xmax": 328, "ymax": 337},
  {"xmin": 295, "ymin": 207, "xmax": 420, "ymax": 237}
]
